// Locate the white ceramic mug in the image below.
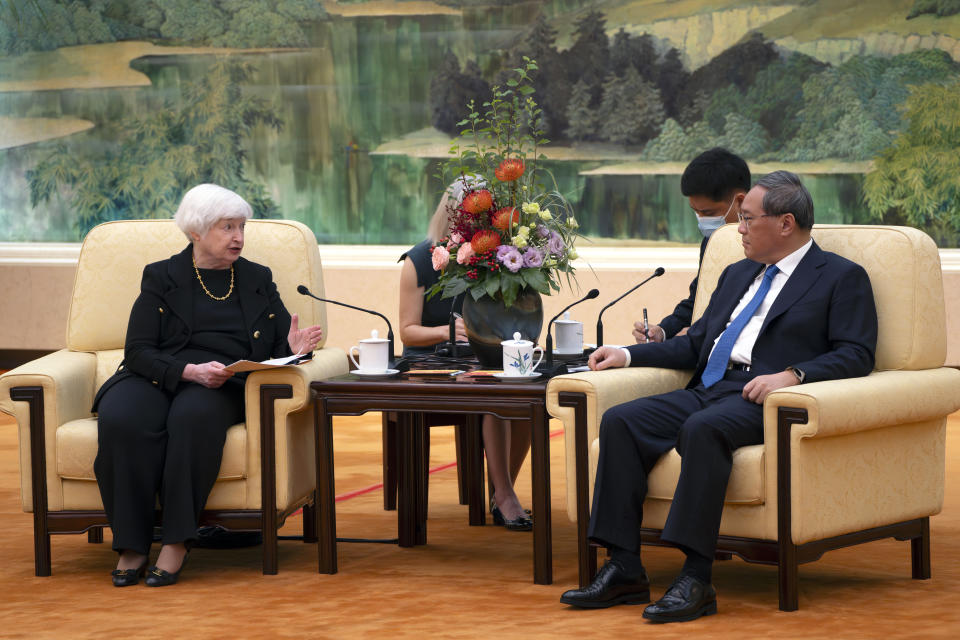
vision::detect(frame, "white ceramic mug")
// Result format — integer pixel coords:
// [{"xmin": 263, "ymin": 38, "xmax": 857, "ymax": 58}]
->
[
  {"xmin": 554, "ymin": 312, "xmax": 583, "ymax": 354},
  {"xmin": 501, "ymin": 331, "xmax": 544, "ymax": 376},
  {"xmin": 349, "ymin": 329, "xmax": 390, "ymax": 372}
]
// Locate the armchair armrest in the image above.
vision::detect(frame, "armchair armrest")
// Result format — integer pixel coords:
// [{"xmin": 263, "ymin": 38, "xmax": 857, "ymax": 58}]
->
[
  {"xmin": 244, "ymin": 347, "xmax": 349, "ymax": 413},
  {"xmin": 0, "ymin": 349, "xmax": 98, "ymax": 514},
  {"xmin": 547, "ymin": 367, "xmax": 692, "ymax": 449},
  {"xmin": 546, "ymin": 367, "xmax": 692, "ymax": 524},
  {"xmin": 763, "ymin": 368, "xmax": 960, "ymax": 441},
  {"xmin": 763, "ymin": 368, "xmax": 960, "ymax": 549},
  {"xmin": 242, "ymin": 347, "xmax": 348, "ymax": 513},
  {"xmin": 0, "ymin": 349, "xmax": 98, "ymax": 424}
]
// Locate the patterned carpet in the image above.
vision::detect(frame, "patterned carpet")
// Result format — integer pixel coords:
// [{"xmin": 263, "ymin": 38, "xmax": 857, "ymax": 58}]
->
[{"xmin": 0, "ymin": 410, "xmax": 957, "ymax": 639}]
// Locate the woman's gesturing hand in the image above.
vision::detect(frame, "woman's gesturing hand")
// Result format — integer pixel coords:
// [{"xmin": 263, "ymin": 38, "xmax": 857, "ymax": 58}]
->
[
  {"xmin": 182, "ymin": 361, "xmax": 234, "ymax": 388},
  {"xmin": 288, "ymin": 313, "xmax": 324, "ymax": 355}
]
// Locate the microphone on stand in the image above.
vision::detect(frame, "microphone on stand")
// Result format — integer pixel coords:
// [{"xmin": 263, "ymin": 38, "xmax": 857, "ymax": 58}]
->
[
  {"xmin": 545, "ymin": 289, "xmax": 600, "ymax": 368},
  {"xmin": 297, "ymin": 285, "xmax": 396, "ymax": 363},
  {"xmin": 596, "ymin": 267, "xmax": 665, "ymax": 347}
]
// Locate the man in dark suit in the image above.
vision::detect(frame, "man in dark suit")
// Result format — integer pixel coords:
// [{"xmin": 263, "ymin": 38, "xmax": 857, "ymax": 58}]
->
[{"xmin": 560, "ymin": 171, "xmax": 878, "ymax": 622}]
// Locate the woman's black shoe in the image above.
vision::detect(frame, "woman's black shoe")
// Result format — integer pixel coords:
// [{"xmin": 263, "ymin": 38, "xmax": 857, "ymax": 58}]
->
[
  {"xmin": 491, "ymin": 504, "xmax": 533, "ymax": 531},
  {"xmin": 111, "ymin": 558, "xmax": 148, "ymax": 587},
  {"xmin": 144, "ymin": 553, "xmax": 189, "ymax": 587}
]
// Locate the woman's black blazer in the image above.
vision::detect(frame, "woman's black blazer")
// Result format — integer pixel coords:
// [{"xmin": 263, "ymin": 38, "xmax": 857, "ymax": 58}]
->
[{"xmin": 93, "ymin": 245, "xmax": 294, "ymax": 410}]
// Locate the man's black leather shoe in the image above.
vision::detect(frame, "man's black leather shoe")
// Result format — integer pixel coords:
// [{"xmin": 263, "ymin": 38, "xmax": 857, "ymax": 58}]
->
[
  {"xmin": 642, "ymin": 574, "xmax": 717, "ymax": 623},
  {"xmin": 560, "ymin": 561, "xmax": 650, "ymax": 608}
]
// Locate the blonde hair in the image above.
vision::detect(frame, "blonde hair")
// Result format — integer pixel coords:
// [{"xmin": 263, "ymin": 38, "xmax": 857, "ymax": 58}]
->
[
  {"xmin": 174, "ymin": 184, "xmax": 253, "ymax": 241},
  {"xmin": 427, "ymin": 175, "xmax": 486, "ymax": 242}
]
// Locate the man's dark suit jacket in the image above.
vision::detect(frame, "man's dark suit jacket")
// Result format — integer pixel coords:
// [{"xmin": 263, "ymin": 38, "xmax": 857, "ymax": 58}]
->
[
  {"xmin": 93, "ymin": 245, "xmax": 293, "ymax": 409},
  {"xmin": 626, "ymin": 241, "xmax": 878, "ymax": 386}
]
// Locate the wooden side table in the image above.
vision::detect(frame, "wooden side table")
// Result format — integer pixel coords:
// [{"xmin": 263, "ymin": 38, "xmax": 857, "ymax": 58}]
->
[{"xmin": 312, "ymin": 373, "xmax": 553, "ymax": 584}]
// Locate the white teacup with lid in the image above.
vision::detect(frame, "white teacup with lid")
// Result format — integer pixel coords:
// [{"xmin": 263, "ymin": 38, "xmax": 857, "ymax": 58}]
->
[
  {"xmin": 349, "ymin": 329, "xmax": 390, "ymax": 373},
  {"xmin": 501, "ymin": 331, "xmax": 544, "ymax": 376},
  {"xmin": 554, "ymin": 311, "xmax": 584, "ymax": 354}
]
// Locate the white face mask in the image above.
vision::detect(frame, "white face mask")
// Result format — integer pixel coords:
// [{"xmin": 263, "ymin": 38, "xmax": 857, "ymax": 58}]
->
[{"xmin": 695, "ymin": 199, "xmax": 737, "ymax": 238}]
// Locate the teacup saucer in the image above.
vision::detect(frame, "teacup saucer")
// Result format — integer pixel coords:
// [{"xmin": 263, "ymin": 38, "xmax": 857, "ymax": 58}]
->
[
  {"xmin": 351, "ymin": 368, "xmax": 400, "ymax": 378},
  {"xmin": 492, "ymin": 371, "xmax": 542, "ymax": 381}
]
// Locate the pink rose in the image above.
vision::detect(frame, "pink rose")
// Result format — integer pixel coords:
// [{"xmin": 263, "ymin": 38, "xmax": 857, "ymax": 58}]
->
[
  {"xmin": 432, "ymin": 246, "xmax": 450, "ymax": 271},
  {"xmin": 456, "ymin": 243, "xmax": 475, "ymax": 265}
]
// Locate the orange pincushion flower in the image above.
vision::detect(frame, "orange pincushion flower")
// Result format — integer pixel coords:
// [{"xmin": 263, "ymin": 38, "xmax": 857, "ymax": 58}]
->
[
  {"xmin": 461, "ymin": 189, "xmax": 493, "ymax": 214},
  {"xmin": 491, "ymin": 206, "xmax": 519, "ymax": 231},
  {"xmin": 470, "ymin": 229, "xmax": 501, "ymax": 254},
  {"xmin": 495, "ymin": 158, "xmax": 525, "ymax": 182}
]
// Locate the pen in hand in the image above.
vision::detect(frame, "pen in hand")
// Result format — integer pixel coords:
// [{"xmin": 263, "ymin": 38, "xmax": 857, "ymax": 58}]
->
[{"xmin": 642, "ymin": 308, "xmax": 649, "ymax": 343}]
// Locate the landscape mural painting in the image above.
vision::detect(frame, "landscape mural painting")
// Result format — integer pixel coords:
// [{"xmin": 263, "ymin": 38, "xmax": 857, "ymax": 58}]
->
[{"xmin": 2, "ymin": 0, "xmax": 960, "ymax": 247}]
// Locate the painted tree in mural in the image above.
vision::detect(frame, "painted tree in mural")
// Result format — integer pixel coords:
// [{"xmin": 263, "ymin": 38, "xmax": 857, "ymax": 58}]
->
[
  {"xmin": 597, "ymin": 68, "xmax": 664, "ymax": 145},
  {"xmin": 27, "ymin": 60, "xmax": 282, "ymax": 236},
  {"xmin": 0, "ymin": 0, "xmax": 326, "ymax": 54},
  {"xmin": 564, "ymin": 79, "xmax": 597, "ymax": 141},
  {"xmin": 785, "ymin": 48, "xmax": 958, "ymax": 161},
  {"xmin": 677, "ymin": 33, "xmax": 779, "ymax": 127},
  {"xmin": 908, "ymin": 0, "xmax": 960, "ymax": 18},
  {"xmin": 561, "ymin": 10, "xmax": 608, "ymax": 118},
  {"xmin": 429, "ymin": 54, "xmax": 492, "ymax": 135},
  {"xmin": 502, "ymin": 14, "xmax": 569, "ymax": 140},
  {"xmin": 863, "ymin": 81, "xmax": 960, "ymax": 245}
]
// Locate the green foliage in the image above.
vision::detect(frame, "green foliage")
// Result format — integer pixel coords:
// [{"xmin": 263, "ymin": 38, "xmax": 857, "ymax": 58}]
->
[
  {"xmin": 597, "ymin": 67, "xmax": 664, "ymax": 146},
  {"xmin": 27, "ymin": 60, "xmax": 282, "ymax": 236},
  {"xmin": 564, "ymin": 79, "xmax": 596, "ymax": 141},
  {"xmin": 156, "ymin": 0, "xmax": 226, "ymax": 42},
  {"xmin": 863, "ymin": 81, "xmax": 960, "ymax": 245},
  {"xmin": 0, "ymin": 0, "xmax": 327, "ymax": 54},
  {"xmin": 908, "ymin": 0, "xmax": 960, "ymax": 18},
  {"xmin": 718, "ymin": 113, "xmax": 769, "ymax": 159},
  {"xmin": 642, "ymin": 118, "xmax": 720, "ymax": 161}
]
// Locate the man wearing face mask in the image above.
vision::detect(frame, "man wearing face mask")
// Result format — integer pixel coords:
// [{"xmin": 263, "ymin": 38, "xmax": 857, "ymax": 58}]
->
[{"xmin": 634, "ymin": 148, "xmax": 750, "ymax": 344}]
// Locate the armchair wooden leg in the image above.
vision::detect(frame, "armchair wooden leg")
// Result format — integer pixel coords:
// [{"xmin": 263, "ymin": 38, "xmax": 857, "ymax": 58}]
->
[
  {"xmin": 777, "ymin": 543, "xmax": 799, "ymax": 612},
  {"xmin": 382, "ymin": 412, "xmax": 398, "ymax": 511},
  {"xmin": 259, "ymin": 384, "xmax": 292, "ymax": 575},
  {"xmin": 12, "ymin": 386, "xmax": 52, "ymax": 576},
  {"xmin": 911, "ymin": 517, "xmax": 931, "ymax": 580},
  {"xmin": 88, "ymin": 528, "xmax": 104, "ymax": 544},
  {"xmin": 302, "ymin": 495, "xmax": 318, "ymax": 544}
]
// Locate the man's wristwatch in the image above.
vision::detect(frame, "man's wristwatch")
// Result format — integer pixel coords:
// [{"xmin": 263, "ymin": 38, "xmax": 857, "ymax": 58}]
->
[{"xmin": 786, "ymin": 366, "xmax": 805, "ymax": 384}]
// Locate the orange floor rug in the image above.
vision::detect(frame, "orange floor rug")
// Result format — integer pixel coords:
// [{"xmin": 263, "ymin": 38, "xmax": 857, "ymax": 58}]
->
[{"xmin": 0, "ymin": 412, "xmax": 958, "ymax": 639}]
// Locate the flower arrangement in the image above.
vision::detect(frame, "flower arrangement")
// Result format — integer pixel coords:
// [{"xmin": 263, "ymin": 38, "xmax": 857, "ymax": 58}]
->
[{"xmin": 427, "ymin": 58, "xmax": 581, "ymax": 308}]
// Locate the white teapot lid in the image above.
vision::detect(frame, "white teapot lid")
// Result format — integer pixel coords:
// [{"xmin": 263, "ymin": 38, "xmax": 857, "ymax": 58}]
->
[
  {"xmin": 360, "ymin": 329, "xmax": 389, "ymax": 343},
  {"xmin": 501, "ymin": 331, "xmax": 532, "ymax": 347},
  {"xmin": 555, "ymin": 310, "xmax": 580, "ymax": 325}
]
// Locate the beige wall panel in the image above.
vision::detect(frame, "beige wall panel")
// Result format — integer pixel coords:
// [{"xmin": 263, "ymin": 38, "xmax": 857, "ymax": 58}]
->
[{"xmin": 2, "ymin": 246, "xmax": 959, "ymax": 367}]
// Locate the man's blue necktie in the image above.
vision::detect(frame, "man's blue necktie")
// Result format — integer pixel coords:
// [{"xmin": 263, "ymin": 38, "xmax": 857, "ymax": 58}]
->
[{"xmin": 701, "ymin": 265, "xmax": 780, "ymax": 388}]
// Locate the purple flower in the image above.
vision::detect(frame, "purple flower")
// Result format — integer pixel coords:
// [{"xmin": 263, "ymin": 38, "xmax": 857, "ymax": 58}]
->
[
  {"xmin": 499, "ymin": 247, "xmax": 524, "ymax": 272},
  {"xmin": 496, "ymin": 244, "xmax": 514, "ymax": 260},
  {"xmin": 547, "ymin": 231, "xmax": 566, "ymax": 256},
  {"xmin": 522, "ymin": 247, "xmax": 544, "ymax": 268},
  {"xmin": 536, "ymin": 225, "xmax": 550, "ymax": 238}
]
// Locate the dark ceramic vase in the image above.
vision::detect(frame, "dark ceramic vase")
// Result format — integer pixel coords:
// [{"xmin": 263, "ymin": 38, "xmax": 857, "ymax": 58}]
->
[{"xmin": 461, "ymin": 289, "xmax": 544, "ymax": 368}]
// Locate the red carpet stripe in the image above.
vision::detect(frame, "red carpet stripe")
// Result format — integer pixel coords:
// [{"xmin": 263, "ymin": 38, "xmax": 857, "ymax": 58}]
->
[{"xmin": 329, "ymin": 428, "xmax": 565, "ymax": 503}]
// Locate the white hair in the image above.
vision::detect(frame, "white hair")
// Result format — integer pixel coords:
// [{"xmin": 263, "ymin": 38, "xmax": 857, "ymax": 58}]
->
[
  {"xmin": 427, "ymin": 174, "xmax": 487, "ymax": 242},
  {"xmin": 174, "ymin": 184, "xmax": 253, "ymax": 241}
]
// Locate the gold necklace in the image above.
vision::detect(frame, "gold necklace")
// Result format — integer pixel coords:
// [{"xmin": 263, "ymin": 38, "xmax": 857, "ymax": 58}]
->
[{"xmin": 193, "ymin": 254, "xmax": 235, "ymax": 301}]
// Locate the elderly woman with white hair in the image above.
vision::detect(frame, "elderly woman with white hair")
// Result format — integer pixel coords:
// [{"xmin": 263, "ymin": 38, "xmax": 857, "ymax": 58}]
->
[
  {"xmin": 93, "ymin": 184, "xmax": 323, "ymax": 587},
  {"xmin": 398, "ymin": 177, "xmax": 533, "ymax": 531}
]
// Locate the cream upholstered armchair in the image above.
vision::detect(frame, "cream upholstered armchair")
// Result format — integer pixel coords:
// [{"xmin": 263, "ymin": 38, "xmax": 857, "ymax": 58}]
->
[
  {"xmin": 0, "ymin": 219, "xmax": 348, "ymax": 576},
  {"xmin": 546, "ymin": 224, "xmax": 960, "ymax": 611}
]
